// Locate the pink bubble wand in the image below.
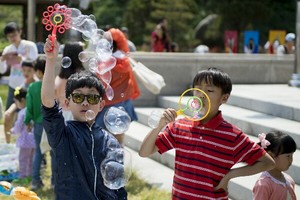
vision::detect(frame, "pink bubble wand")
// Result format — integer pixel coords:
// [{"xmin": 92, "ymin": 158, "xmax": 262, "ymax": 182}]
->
[{"xmin": 42, "ymin": 3, "xmax": 72, "ymax": 50}]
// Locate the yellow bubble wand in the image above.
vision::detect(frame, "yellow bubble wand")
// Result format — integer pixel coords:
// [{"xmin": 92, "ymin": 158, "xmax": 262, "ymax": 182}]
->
[{"xmin": 176, "ymin": 88, "xmax": 211, "ymax": 121}]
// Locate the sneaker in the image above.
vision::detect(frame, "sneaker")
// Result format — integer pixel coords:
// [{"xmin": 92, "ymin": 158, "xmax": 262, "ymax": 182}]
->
[{"xmin": 31, "ymin": 180, "xmax": 44, "ymax": 190}]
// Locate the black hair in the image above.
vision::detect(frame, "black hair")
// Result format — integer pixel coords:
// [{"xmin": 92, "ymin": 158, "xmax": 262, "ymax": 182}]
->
[
  {"xmin": 13, "ymin": 87, "xmax": 27, "ymax": 101},
  {"xmin": 4, "ymin": 22, "xmax": 20, "ymax": 35},
  {"xmin": 192, "ymin": 67, "xmax": 232, "ymax": 94},
  {"xmin": 65, "ymin": 70, "xmax": 105, "ymax": 98},
  {"xmin": 34, "ymin": 57, "xmax": 46, "ymax": 74},
  {"xmin": 21, "ymin": 60, "xmax": 34, "ymax": 68},
  {"xmin": 59, "ymin": 42, "xmax": 85, "ymax": 79},
  {"xmin": 259, "ymin": 130, "xmax": 297, "ymax": 157}
]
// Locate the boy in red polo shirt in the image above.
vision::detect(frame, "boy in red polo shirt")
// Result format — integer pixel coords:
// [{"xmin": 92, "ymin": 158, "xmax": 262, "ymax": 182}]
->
[{"xmin": 139, "ymin": 67, "xmax": 275, "ymax": 200}]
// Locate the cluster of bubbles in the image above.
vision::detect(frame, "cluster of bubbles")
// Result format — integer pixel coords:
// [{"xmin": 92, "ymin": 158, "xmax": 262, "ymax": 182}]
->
[
  {"xmin": 100, "ymin": 138, "xmax": 132, "ymax": 190},
  {"xmin": 58, "ymin": 7, "xmax": 128, "ymax": 101}
]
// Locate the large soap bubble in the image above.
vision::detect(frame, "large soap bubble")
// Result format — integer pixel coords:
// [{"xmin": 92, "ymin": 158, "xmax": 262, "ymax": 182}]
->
[
  {"xmin": 104, "ymin": 107, "xmax": 131, "ymax": 135},
  {"xmin": 101, "ymin": 139, "xmax": 132, "ymax": 190},
  {"xmin": 148, "ymin": 110, "xmax": 162, "ymax": 128}
]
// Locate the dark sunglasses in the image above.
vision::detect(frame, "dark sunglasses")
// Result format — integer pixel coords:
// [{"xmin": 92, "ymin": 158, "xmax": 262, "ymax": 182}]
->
[{"xmin": 69, "ymin": 93, "xmax": 102, "ymax": 105}]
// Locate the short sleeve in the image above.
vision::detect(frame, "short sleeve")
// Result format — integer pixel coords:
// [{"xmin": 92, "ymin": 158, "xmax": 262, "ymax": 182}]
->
[
  {"xmin": 253, "ymin": 178, "xmax": 272, "ymax": 200},
  {"xmin": 155, "ymin": 123, "xmax": 176, "ymax": 154},
  {"xmin": 233, "ymin": 132, "xmax": 266, "ymax": 165}
]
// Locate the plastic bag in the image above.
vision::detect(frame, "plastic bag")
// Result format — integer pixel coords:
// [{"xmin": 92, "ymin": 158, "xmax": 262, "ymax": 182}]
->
[
  {"xmin": 0, "ymin": 144, "xmax": 19, "ymax": 181},
  {"xmin": 129, "ymin": 57, "xmax": 166, "ymax": 95}
]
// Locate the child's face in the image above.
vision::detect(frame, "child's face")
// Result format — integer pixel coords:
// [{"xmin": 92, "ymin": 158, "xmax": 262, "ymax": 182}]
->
[
  {"xmin": 194, "ymin": 81, "xmax": 229, "ymax": 120},
  {"xmin": 6, "ymin": 31, "xmax": 21, "ymax": 44},
  {"xmin": 273, "ymin": 152, "xmax": 294, "ymax": 172},
  {"xmin": 22, "ymin": 66, "xmax": 35, "ymax": 81},
  {"xmin": 66, "ymin": 87, "xmax": 105, "ymax": 124}
]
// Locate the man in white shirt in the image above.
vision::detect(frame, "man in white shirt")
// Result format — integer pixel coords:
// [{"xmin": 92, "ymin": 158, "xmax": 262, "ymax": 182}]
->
[{"xmin": 0, "ymin": 22, "xmax": 38, "ymax": 143}]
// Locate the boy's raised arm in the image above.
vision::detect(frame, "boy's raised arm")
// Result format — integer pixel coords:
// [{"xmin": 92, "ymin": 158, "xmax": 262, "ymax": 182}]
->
[
  {"xmin": 139, "ymin": 108, "xmax": 177, "ymax": 157},
  {"xmin": 41, "ymin": 35, "xmax": 59, "ymax": 108}
]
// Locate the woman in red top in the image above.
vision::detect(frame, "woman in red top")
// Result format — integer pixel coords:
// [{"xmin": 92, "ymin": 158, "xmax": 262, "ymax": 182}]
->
[
  {"xmin": 95, "ymin": 28, "xmax": 140, "ymax": 145},
  {"xmin": 151, "ymin": 20, "xmax": 171, "ymax": 52}
]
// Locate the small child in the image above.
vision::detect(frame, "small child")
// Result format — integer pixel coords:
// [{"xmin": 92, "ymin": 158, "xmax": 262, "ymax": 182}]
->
[
  {"xmin": 253, "ymin": 131, "xmax": 297, "ymax": 200},
  {"xmin": 10, "ymin": 87, "xmax": 35, "ymax": 179},
  {"xmin": 3, "ymin": 60, "xmax": 36, "ymax": 144}
]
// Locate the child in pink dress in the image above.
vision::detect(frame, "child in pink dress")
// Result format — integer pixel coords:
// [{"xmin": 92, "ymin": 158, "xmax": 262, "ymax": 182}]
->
[
  {"xmin": 253, "ymin": 130, "xmax": 297, "ymax": 200},
  {"xmin": 11, "ymin": 87, "xmax": 35, "ymax": 179}
]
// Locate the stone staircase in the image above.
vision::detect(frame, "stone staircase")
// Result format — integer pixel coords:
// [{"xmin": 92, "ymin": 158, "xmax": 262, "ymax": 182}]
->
[{"xmin": 125, "ymin": 84, "xmax": 300, "ymax": 200}]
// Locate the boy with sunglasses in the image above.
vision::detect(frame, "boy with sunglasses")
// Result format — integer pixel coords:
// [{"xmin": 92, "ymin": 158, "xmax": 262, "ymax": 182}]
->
[{"xmin": 41, "ymin": 35, "xmax": 127, "ymax": 199}]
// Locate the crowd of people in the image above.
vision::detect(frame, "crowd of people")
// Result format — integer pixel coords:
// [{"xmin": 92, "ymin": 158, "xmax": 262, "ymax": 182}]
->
[{"xmin": 0, "ymin": 20, "xmax": 298, "ymax": 200}]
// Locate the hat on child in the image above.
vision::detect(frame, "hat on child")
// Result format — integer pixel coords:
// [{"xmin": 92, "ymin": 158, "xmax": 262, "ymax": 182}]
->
[{"xmin": 285, "ymin": 33, "xmax": 295, "ymax": 42}]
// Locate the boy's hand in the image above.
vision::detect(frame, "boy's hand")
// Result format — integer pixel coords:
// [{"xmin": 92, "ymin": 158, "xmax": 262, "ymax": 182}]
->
[
  {"xmin": 44, "ymin": 35, "xmax": 59, "ymax": 59},
  {"xmin": 158, "ymin": 108, "xmax": 177, "ymax": 128},
  {"xmin": 214, "ymin": 175, "xmax": 229, "ymax": 194}
]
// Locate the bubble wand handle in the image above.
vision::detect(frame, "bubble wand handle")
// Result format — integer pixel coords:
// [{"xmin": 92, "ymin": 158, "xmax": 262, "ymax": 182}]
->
[{"xmin": 50, "ymin": 25, "xmax": 57, "ymax": 41}]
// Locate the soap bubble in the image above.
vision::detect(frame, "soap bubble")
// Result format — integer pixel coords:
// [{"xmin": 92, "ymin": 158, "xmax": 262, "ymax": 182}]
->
[
  {"xmin": 99, "ymin": 70, "xmax": 112, "ymax": 84},
  {"xmin": 107, "ymin": 137, "xmax": 119, "ymax": 151},
  {"xmin": 85, "ymin": 110, "xmax": 95, "ymax": 121},
  {"xmin": 105, "ymin": 84, "xmax": 114, "ymax": 101},
  {"xmin": 61, "ymin": 56, "xmax": 71, "ymax": 68},
  {"xmin": 112, "ymin": 50, "xmax": 126, "ymax": 59},
  {"xmin": 100, "ymin": 148, "xmax": 132, "ymax": 190},
  {"xmin": 104, "ymin": 107, "xmax": 131, "ymax": 135},
  {"xmin": 78, "ymin": 51, "xmax": 90, "ymax": 63},
  {"xmin": 95, "ymin": 57, "xmax": 116, "ymax": 75},
  {"xmin": 96, "ymin": 38, "xmax": 112, "ymax": 61},
  {"xmin": 72, "ymin": 18, "xmax": 97, "ymax": 39},
  {"xmin": 148, "ymin": 110, "xmax": 162, "ymax": 128}
]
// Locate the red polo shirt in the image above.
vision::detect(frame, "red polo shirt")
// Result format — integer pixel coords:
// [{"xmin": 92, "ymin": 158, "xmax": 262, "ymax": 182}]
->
[{"xmin": 156, "ymin": 111, "xmax": 265, "ymax": 200}]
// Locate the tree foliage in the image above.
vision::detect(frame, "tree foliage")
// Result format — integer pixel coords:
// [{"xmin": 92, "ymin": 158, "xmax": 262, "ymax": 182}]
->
[
  {"xmin": 0, "ymin": 1, "xmax": 297, "ymax": 52},
  {"xmin": 0, "ymin": 5, "xmax": 23, "ymax": 51}
]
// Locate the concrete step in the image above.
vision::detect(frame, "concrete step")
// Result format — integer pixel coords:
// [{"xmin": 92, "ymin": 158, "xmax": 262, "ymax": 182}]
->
[
  {"xmin": 228, "ymin": 84, "xmax": 300, "ymax": 122},
  {"xmin": 125, "ymin": 146, "xmax": 173, "ymax": 191},
  {"xmin": 156, "ymin": 96, "xmax": 300, "ymax": 150},
  {"xmin": 125, "ymin": 120, "xmax": 300, "ymax": 200}
]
